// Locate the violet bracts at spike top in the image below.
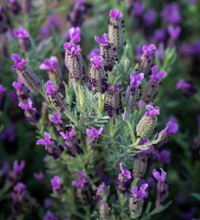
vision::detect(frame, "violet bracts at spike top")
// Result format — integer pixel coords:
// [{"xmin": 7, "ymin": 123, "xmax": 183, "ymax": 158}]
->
[{"xmin": 86, "ymin": 126, "xmax": 103, "ymax": 146}]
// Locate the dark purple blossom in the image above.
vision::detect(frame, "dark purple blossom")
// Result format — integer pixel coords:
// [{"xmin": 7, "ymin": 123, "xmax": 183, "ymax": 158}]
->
[
  {"xmin": 94, "ymin": 33, "xmax": 109, "ymax": 45},
  {"xmin": 120, "ymin": 163, "xmax": 132, "ymax": 179},
  {"xmin": 179, "ymin": 208, "xmax": 195, "ymax": 220},
  {"xmin": 13, "ymin": 160, "xmax": 25, "ymax": 174},
  {"xmin": 12, "ymin": 77, "xmax": 23, "ymax": 90},
  {"xmin": 43, "ymin": 210, "xmax": 59, "ymax": 220},
  {"xmin": 44, "ymin": 198, "xmax": 53, "ymax": 208},
  {"xmin": 14, "ymin": 26, "xmax": 29, "ymax": 38},
  {"xmin": 51, "ymin": 176, "xmax": 61, "ymax": 191},
  {"xmin": 86, "ymin": 127, "xmax": 103, "ymax": 138},
  {"xmin": 90, "ymin": 56, "xmax": 104, "ymax": 69},
  {"xmin": 45, "ymin": 81, "xmax": 56, "ymax": 96},
  {"xmin": 60, "ymin": 126, "xmax": 75, "ymax": 140},
  {"xmin": 152, "ymin": 29, "xmax": 167, "ymax": 43},
  {"xmin": 130, "ymin": 72, "xmax": 144, "ymax": 88},
  {"xmin": 49, "ymin": 112, "xmax": 62, "ymax": 124},
  {"xmin": 109, "ymin": 9, "xmax": 123, "ymax": 20},
  {"xmin": 130, "ymin": 183, "xmax": 148, "ymax": 199},
  {"xmin": 72, "ymin": 171, "xmax": 90, "ymax": 190},
  {"xmin": 152, "ymin": 168, "xmax": 166, "ymax": 182},
  {"xmin": 11, "ymin": 53, "xmax": 28, "ymax": 70},
  {"xmin": 36, "ymin": 132, "xmax": 54, "ymax": 145},
  {"xmin": 145, "ymin": 105, "xmax": 160, "ymax": 117},
  {"xmin": 87, "ymin": 48, "xmax": 100, "ymax": 60},
  {"xmin": 143, "ymin": 9, "xmax": 157, "ymax": 26},
  {"xmin": 153, "ymin": 150, "xmax": 171, "ymax": 164},
  {"xmin": 69, "ymin": 27, "xmax": 81, "ymax": 44},
  {"xmin": 40, "ymin": 26, "xmax": 50, "ymax": 36},
  {"xmin": 168, "ymin": 26, "xmax": 181, "ymax": 40},
  {"xmin": 39, "ymin": 56, "xmax": 58, "ymax": 72},
  {"xmin": 143, "ymin": 44, "xmax": 156, "ymax": 56},
  {"xmin": 0, "ymin": 84, "xmax": 6, "ymax": 94},
  {"xmin": 150, "ymin": 65, "xmax": 166, "ymax": 82},
  {"xmin": 34, "ymin": 171, "xmax": 44, "ymax": 180},
  {"xmin": 63, "ymin": 43, "xmax": 82, "ymax": 58},
  {"xmin": 14, "ymin": 182, "xmax": 26, "ymax": 198},
  {"xmin": 47, "ymin": 14, "xmax": 63, "ymax": 30},
  {"xmin": 18, "ymin": 98, "xmax": 32, "ymax": 110},
  {"xmin": 76, "ymin": 0, "xmax": 83, "ymax": 4},
  {"xmin": 176, "ymin": 78, "xmax": 191, "ymax": 90},
  {"xmin": 166, "ymin": 121, "xmax": 178, "ymax": 134},
  {"xmin": 133, "ymin": 2, "xmax": 146, "ymax": 17}
]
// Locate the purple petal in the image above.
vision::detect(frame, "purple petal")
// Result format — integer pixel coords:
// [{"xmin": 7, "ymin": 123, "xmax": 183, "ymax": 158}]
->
[{"xmin": 151, "ymin": 65, "xmax": 159, "ymax": 75}]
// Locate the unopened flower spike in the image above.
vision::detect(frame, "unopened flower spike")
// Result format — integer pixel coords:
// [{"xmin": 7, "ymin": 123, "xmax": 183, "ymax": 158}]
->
[
  {"xmin": 136, "ymin": 104, "xmax": 159, "ymax": 140},
  {"xmin": 95, "ymin": 33, "xmax": 115, "ymax": 71},
  {"xmin": 105, "ymin": 82, "xmax": 122, "ymax": 117},
  {"xmin": 45, "ymin": 81, "xmax": 67, "ymax": 113},
  {"xmin": 21, "ymin": 0, "xmax": 32, "ymax": 14},
  {"xmin": 95, "ymin": 182, "xmax": 109, "ymax": 204},
  {"xmin": 125, "ymin": 72, "xmax": 144, "ymax": 110},
  {"xmin": 89, "ymin": 56, "xmax": 108, "ymax": 94},
  {"xmin": 36, "ymin": 132, "xmax": 64, "ymax": 160},
  {"xmin": 86, "ymin": 127, "xmax": 103, "ymax": 146},
  {"xmin": 11, "ymin": 53, "xmax": 41, "ymax": 92},
  {"xmin": 108, "ymin": 9, "xmax": 124, "ymax": 50},
  {"xmin": 14, "ymin": 26, "xmax": 31, "ymax": 53},
  {"xmin": 60, "ymin": 126, "xmax": 83, "ymax": 156},
  {"xmin": 141, "ymin": 65, "xmax": 166, "ymax": 103},
  {"xmin": 115, "ymin": 163, "xmax": 132, "ymax": 193},
  {"xmin": 7, "ymin": 0, "xmax": 21, "ymax": 15},
  {"xmin": 136, "ymin": 44, "xmax": 156, "ymax": 76}
]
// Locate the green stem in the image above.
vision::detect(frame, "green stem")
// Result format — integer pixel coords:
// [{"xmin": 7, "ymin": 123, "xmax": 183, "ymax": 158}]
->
[
  {"xmin": 133, "ymin": 177, "xmax": 139, "ymax": 186},
  {"xmin": 134, "ymin": 138, "xmax": 141, "ymax": 146},
  {"xmin": 108, "ymin": 117, "xmax": 114, "ymax": 137},
  {"xmin": 38, "ymin": 88, "xmax": 49, "ymax": 102}
]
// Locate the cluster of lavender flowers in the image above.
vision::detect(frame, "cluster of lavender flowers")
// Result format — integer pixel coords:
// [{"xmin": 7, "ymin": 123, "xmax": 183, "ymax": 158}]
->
[{"xmin": 1, "ymin": 0, "xmax": 200, "ymax": 219}]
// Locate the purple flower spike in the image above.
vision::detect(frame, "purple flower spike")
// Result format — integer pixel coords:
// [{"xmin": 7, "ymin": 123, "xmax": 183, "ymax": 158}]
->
[
  {"xmin": 152, "ymin": 168, "xmax": 166, "ymax": 182},
  {"xmin": 87, "ymin": 48, "xmax": 100, "ymax": 60},
  {"xmin": 166, "ymin": 121, "xmax": 178, "ymax": 134},
  {"xmin": 63, "ymin": 42, "xmax": 82, "ymax": 58},
  {"xmin": 143, "ymin": 44, "xmax": 156, "ymax": 56},
  {"xmin": 69, "ymin": 27, "xmax": 81, "ymax": 44},
  {"xmin": 145, "ymin": 105, "xmax": 160, "ymax": 117},
  {"xmin": 11, "ymin": 53, "xmax": 28, "ymax": 70},
  {"xmin": 168, "ymin": 26, "xmax": 181, "ymax": 40},
  {"xmin": 34, "ymin": 171, "xmax": 44, "ymax": 180},
  {"xmin": 120, "ymin": 163, "xmax": 132, "ymax": 179},
  {"xmin": 86, "ymin": 127, "xmax": 103, "ymax": 138},
  {"xmin": 60, "ymin": 126, "xmax": 75, "ymax": 140},
  {"xmin": 0, "ymin": 85, "xmax": 6, "ymax": 94},
  {"xmin": 14, "ymin": 182, "xmax": 26, "ymax": 198},
  {"xmin": 51, "ymin": 176, "xmax": 61, "ymax": 190},
  {"xmin": 94, "ymin": 33, "xmax": 109, "ymax": 45},
  {"xmin": 44, "ymin": 210, "xmax": 59, "ymax": 220},
  {"xmin": 12, "ymin": 77, "xmax": 23, "ymax": 90},
  {"xmin": 130, "ymin": 183, "xmax": 148, "ymax": 199},
  {"xmin": 45, "ymin": 80, "xmax": 56, "ymax": 96},
  {"xmin": 14, "ymin": 26, "xmax": 29, "ymax": 38},
  {"xmin": 130, "ymin": 72, "xmax": 144, "ymax": 88},
  {"xmin": 18, "ymin": 98, "xmax": 32, "ymax": 110},
  {"xmin": 49, "ymin": 112, "xmax": 62, "ymax": 124},
  {"xmin": 150, "ymin": 65, "xmax": 166, "ymax": 82},
  {"xmin": 133, "ymin": 2, "xmax": 146, "ymax": 17},
  {"xmin": 13, "ymin": 160, "xmax": 25, "ymax": 174},
  {"xmin": 72, "ymin": 171, "xmax": 90, "ymax": 190},
  {"xmin": 39, "ymin": 56, "xmax": 58, "ymax": 72},
  {"xmin": 109, "ymin": 9, "xmax": 123, "ymax": 20},
  {"xmin": 36, "ymin": 132, "xmax": 54, "ymax": 145},
  {"xmin": 90, "ymin": 56, "xmax": 104, "ymax": 69},
  {"xmin": 143, "ymin": 9, "xmax": 157, "ymax": 26}
]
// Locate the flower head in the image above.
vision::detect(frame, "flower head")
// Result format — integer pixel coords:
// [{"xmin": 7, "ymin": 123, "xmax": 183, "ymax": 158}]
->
[
  {"xmin": 143, "ymin": 9, "xmax": 157, "ymax": 26},
  {"xmin": 109, "ymin": 9, "xmax": 123, "ymax": 20},
  {"xmin": 14, "ymin": 26, "xmax": 29, "ymax": 38},
  {"xmin": 166, "ymin": 121, "xmax": 178, "ymax": 134},
  {"xmin": 51, "ymin": 176, "xmax": 61, "ymax": 190},
  {"xmin": 153, "ymin": 150, "xmax": 171, "ymax": 164},
  {"xmin": 130, "ymin": 183, "xmax": 148, "ymax": 199},
  {"xmin": 176, "ymin": 78, "xmax": 191, "ymax": 90},
  {"xmin": 36, "ymin": 132, "xmax": 54, "ymax": 145},
  {"xmin": 96, "ymin": 182, "xmax": 109, "ymax": 197},
  {"xmin": 44, "ymin": 198, "xmax": 53, "ymax": 208},
  {"xmin": 72, "ymin": 171, "xmax": 90, "ymax": 190},
  {"xmin": 43, "ymin": 210, "xmax": 59, "ymax": 220},
  {"xmin": 142, "ymin": 44, "xmax": 156, "ymax": 56},
  {"xmin": 0, "ymin": 84, "xmax": 6, "ymax": 94},
  {"xmin": 90, "ymin": 56, "xmax": 104, "ymax": 69},
  {"xmin": 13, "ymin": 160, "xmax": 25, "ymax": 174},
  {"xmin": 86, "ymin": 127, "xmax": 103, "ymax": 138},
  {"xmin": 87, "ymin": 48, "xmax": 100, "ymax": 60},
  {"xmin": 119, "ymin": 163, "xmax": 132, "ymax": 179},
  {"xmin": 60, "ymin": 126, "xmax": 75, "ymax": 140},
  {"xmin": 11, "ymin": 53, "xmax": 28, "ymax": 70},
  {"xmin": 76, "ymin": 0, "xmax": 83, "ymax": 4},
  {"xmin": 49, "ymin": 112, "xmax": 62, "ymax": 124},
  {"xmin": 45, "ymin": 81, "xmax": 56, "ymax": 96},
  {"xmin": 130, "ymin": 72, "xmax": 144, "ymax": 88},
  {"xmin": 12, "ymin": 77, "xmax": 23, "ymax": 90},
  {"xmin": 150, "ymin": 65, "xmax": 166, "ymax": 82},
  {"xmin": 108, "ymin": 82, "xmax": 122, "ymax": 92},
  {"xmin": 69, "ymin": 27, "xmax": 81, "ymax": 44},
  {"xmin": 152, "ymin": 168, "xmax": 166, "ymax": 182},
  {"xmin": 34, "ymin": 171, "xmax": 44, "ymax": 180},
  {"xmin": 168, "ymin": 25, "xmax": 181, "ymax": 40},
  {"xmin": 145, "ymin": 105, "xmax": 160, "ymax": 117},
  {"xmin": 18, "ymin": 98, "xmax": 33, "ymax": 110},
  {"xmin": 94, "ymin": 33, "xmax": 109, "ymax": 45},
  {"xmin": 14, "ymin": 182, "xmax": 26, "ymax": 198},
  {"xmin": 39, "ymin": 56, "xmax": 58, "ymax": 72},
  {"xmin": 63, "ymin": 43, "xmax": 82, "ymax": 58},
  {"xmin": 133, "ymin": 2, "xmax": 146, "ymax": 17}
]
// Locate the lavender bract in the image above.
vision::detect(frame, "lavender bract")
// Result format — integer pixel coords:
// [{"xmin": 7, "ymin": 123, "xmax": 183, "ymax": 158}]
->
[{"xmin": 86, "ymin": 127, "xmax": 103, "ymax": 146}]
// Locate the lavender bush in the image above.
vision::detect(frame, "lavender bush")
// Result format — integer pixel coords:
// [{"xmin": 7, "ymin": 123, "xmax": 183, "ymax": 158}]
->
[{"xmin": 0, "ymin": 0, "xmax": 200, "ymax": 219}]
